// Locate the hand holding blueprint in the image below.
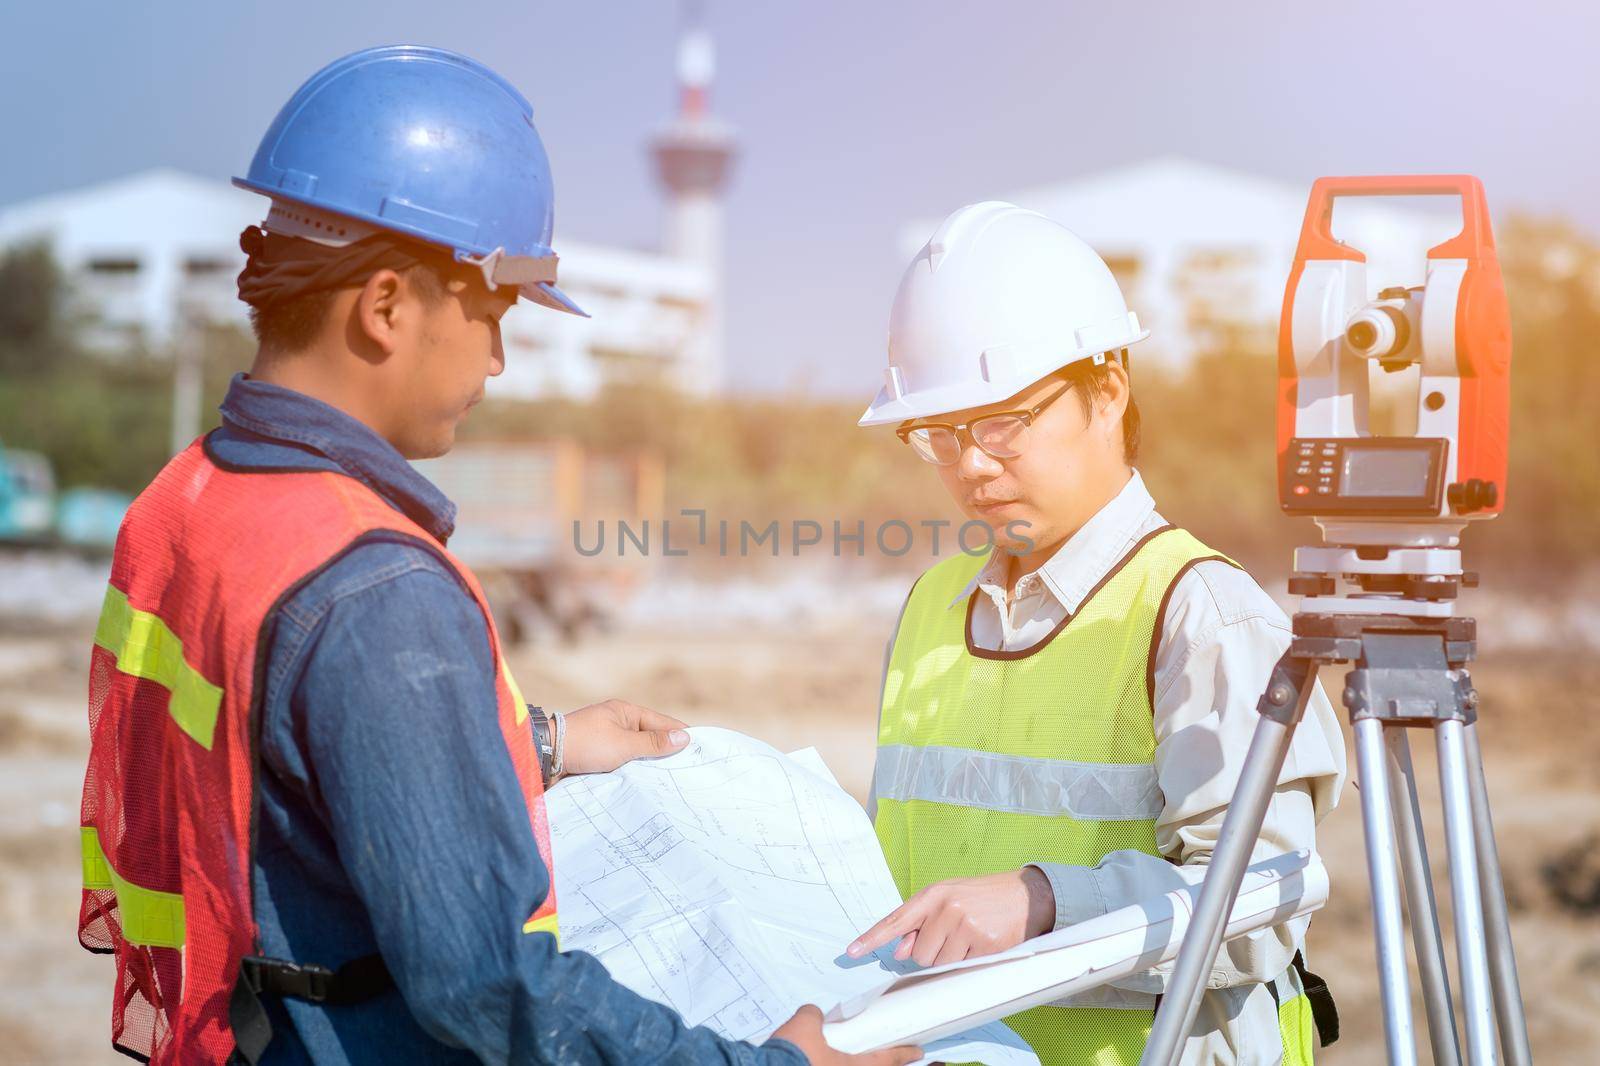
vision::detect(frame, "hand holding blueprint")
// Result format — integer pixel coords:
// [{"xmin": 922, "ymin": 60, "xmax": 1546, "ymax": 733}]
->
[{"xmin": 546, "ymin": 727, "xmax": 1037, "ymax": 1065}]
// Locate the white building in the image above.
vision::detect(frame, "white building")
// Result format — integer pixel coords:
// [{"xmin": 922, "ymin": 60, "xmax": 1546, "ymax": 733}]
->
[
  {"xmin": 903, "ymin": 157, "xmax": 1474, "ymax": 371},
  {"xmin": 0, "ymin": 168, "xmax": 260, "ymax": 352},
  {"xmin": 496, "ymin": 238, "xmax": 711, "ymax": 398},
  {"xmin": 0, "ymin": 16, "xmax": 733, "ymax": 401},
  {"xmin": 0, "ymin": 168, "xmax": 718, "ymax": 400}
]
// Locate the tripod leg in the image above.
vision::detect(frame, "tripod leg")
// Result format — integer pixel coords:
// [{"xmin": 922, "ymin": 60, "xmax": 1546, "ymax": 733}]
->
[
  {"xmin": 1462, "ymin": 721, "xmax": 1533, "ymax": 1066},
  {"xmin": 1436, "ymin": 720, "xmax": 1499, "ymax": 1065},
  {"xmin": 1355, "ymin": 716, "xmax": 1419, "ymax": 1066},
  {"xmin": 1141, "ymin": 654, "xmax": 1317, "ymax": 1066},
  {"xmin": 1386, "ymin": 726, "xmax": 1463, "ymax": 1066}
]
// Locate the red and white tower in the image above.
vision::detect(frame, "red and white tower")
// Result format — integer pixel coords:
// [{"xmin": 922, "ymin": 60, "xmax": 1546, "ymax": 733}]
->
[{"xmin": 651, "ymin": 0, "xmax": 736, "ymax": 394}]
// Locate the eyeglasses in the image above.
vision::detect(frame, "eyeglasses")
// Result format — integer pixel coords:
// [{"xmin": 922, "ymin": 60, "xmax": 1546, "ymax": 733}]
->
[{"xmin": 896, "ymin": 378, "xmax": 1077, "ymax": 466}]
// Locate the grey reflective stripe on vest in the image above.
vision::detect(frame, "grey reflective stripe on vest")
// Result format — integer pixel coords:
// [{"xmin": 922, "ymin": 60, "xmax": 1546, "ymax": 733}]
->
[
  {"xmin": 1050, "ymin": 963, "xmax": 1303, "ymax": 1014},
  {"xmin": 874, "ymin": 744, "xmax": 1163, "ymax": 822},
  {"xmin": 1049, "ymin": 982, "xmax": 1157, "ymax": 1011}
]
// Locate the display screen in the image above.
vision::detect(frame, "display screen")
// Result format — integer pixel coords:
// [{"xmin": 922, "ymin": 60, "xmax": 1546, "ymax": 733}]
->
[{"xmin": 1339, "ymin": 447, "xmax": 1433, "ymax": 497}]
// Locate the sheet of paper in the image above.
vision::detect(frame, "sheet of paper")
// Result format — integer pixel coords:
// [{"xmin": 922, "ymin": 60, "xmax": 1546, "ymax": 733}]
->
[
  {"xmin": 784, "ymin": 745, "xmax": 838, "ymax": 787},
  {"xmin": 547, "ymin": 727, "xmax": 1037, "ymax": 1065}
]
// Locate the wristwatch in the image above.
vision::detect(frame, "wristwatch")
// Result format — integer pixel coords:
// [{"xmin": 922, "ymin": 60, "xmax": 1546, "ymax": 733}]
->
[{"xmin": 530, "ymin": 707, "xmax": 556, "ymax": 785}]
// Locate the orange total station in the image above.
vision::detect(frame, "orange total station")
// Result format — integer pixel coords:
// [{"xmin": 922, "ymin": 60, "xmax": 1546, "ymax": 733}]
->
[{"xmin": 1276, "ymin": 175, "xmax": 1511, "ymax": 545}]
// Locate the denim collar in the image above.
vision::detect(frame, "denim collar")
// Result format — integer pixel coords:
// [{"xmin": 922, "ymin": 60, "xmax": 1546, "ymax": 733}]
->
[{"xmin": 217, "ymin": 373, "xmax": 457, "ymax": 542}]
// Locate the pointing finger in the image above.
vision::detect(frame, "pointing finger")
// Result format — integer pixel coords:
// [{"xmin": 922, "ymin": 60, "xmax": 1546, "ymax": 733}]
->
[{"xmin": 848, "ymin": 897, "xmax": 927, "ymax": 958}]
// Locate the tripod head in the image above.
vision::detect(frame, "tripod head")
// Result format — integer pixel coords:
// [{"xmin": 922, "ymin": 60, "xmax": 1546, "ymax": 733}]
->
[{"xmin": 1277, "ymin": 176, "xmax": 1512, "ymax": 613}]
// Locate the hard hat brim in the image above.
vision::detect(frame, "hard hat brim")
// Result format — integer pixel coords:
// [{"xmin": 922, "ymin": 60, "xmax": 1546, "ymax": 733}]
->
[
  {"xmin": 524, "ymin": 281, "xmax": 589, "ymax": 318},
  {"xmin": 858, "ymin": 331, "xmax": 1149, "ymax": 427}
]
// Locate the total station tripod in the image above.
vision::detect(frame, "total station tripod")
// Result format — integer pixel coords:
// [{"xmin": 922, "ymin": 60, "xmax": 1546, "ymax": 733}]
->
[
  {"xmin": 1144, "ymin": 175, "xmax": 1532, "ymax": 1065},
  {"xmin": 1144, "ymin": 551, "xmax": 1531, "ymax": 1065}
]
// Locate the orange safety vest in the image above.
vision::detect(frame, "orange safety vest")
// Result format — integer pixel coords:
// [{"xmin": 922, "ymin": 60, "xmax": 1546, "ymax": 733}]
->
[{"xmin": 77, "ymin": 437, "xmax": 558, "ymax": 1064}]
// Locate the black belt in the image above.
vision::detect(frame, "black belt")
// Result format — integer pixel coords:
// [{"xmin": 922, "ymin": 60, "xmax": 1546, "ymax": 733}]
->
[{"xmin": 228, "ymin": 953, "xmax": 393, "ymax": 1064}]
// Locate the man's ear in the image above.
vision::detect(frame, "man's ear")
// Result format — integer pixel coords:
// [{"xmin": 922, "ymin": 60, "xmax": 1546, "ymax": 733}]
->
[
  {"xmin": 1098, "ymin": 360, "xmax": 1131, "ymax": 423},
  {"xmin": 352, "ymin": 268, "xmax": 406, "ymax": 357}
]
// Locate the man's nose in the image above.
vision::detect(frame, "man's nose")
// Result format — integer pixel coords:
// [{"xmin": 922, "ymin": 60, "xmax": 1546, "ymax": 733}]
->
[{"xmin": 956, "ymin": 441, "xmax": 1003, "ymax": 480}]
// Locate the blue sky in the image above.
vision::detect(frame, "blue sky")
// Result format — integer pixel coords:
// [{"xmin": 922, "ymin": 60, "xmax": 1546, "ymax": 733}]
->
[{"xmin": 2, "ymin": 0, "xmax": 1594, "ymax": 395}]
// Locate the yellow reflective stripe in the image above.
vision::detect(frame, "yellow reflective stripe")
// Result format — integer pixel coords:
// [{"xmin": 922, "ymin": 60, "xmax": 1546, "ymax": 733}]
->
[
  {"xmin": 522, "ymin": 912, "xmax": 560, "ymax": 944},
  {"xmin": 80, "ymin": 827, "xmax": 113, "ymax": 890},
  {"xmin": 1277, "ymin": 991, "xmax": 1316, "ymax": 1065},
  {"xmin": 506, "ymin": 660, "xmax": 556, "ymax": 940},
  {"xmin": 79, "ymin": 826, "xmax": 186, "ymax": 949},
  {"xmin": 505, "ymin": 665, "xmax": 558, "ymax": 942},
  {"xmin": 93, "ymin": 585, "xmax": 222, "ymax": 750},
  {"xmin": 503, "ymin": 660, "xmax": 529, "ymax": 725}
]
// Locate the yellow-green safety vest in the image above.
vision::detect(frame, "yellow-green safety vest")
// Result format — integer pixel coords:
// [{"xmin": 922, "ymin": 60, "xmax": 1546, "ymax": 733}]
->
[{"xmin": 873, "ymin": 525, "xmax": 1317, "ymax": 1065}]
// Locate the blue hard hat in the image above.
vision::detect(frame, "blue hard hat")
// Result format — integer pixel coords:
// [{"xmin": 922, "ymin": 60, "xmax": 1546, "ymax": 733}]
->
[{"xmin": 234, "ymin": 45, "xmax": 585, "ymax": 316}]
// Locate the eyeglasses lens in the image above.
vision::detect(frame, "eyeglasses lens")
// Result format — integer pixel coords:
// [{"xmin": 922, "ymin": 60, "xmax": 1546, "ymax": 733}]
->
[
  {"xmin": 972, "ymin": 416, "xmax": 1028, "ymax": 459},
  {"xmin": 907, "ymin": 426, "xmax": 962, "ymax": 465}
]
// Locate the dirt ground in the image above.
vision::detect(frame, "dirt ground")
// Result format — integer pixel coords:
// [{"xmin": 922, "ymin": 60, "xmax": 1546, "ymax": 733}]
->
[{"xmin": 3, "ymin": 595, "xmax": 1597, "ymax": 1063}]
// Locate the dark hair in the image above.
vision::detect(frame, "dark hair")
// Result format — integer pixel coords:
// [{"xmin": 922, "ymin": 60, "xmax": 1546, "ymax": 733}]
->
[
  {"xmin": 1061, "ymin": 350, "xmax": 1140, "ymax": 462},
  {"xmin": 247, "ymin": 258, "xmax": 452, "ymax": 354}
]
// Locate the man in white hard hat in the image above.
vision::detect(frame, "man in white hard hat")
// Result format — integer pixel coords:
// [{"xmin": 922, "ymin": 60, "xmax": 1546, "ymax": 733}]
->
[{"xmin": 844, "ymin": 202, "xmax": 1347, "ymax": 1065}]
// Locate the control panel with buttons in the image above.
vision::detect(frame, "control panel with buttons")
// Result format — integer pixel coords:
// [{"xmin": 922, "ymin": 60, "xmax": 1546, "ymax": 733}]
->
[{"xmin": 1280, "ymin": 437, "xmax": 1447, "ymax": 515}]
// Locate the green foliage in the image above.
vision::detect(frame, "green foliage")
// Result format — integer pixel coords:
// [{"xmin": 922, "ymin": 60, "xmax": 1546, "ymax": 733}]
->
[
  {"xmin": 1474, "ymin": 216, "xmax": 1600, "ymax": 572},
  {"xmin": 0, "ymin": 242, "xmax": 67, "ymax": 376},
  {"xmin": 0, "ymin": 358, "xmax": 170, "ymax": 491},
  {"xmin": 0, "ymin": 242, "xmax": 243, "ymax": 493},
  {"xmin": 1135, "ymin": 350, "xmax": 1313, "ymax": 573},
  {"xmin": 466, "ymin": 383, "xmax": 948, "ymax": 530},
  {"xmin": 2, "ymin": 216, "xmax": 1594, "ymax": 583},
  {"xmin": 470, "ymin": 213, "xmax": 1597, "ymax": 583}
]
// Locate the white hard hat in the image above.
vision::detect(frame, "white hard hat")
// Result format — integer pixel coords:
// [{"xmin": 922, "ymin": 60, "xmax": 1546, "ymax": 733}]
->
[{"xmin": 859, "ymin": 201, "xmax": 1148, "ymax": 426}]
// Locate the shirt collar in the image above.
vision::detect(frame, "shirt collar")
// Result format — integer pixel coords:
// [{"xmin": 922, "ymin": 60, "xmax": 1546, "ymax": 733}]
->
[
  {"xmin": 217, "ymin": 372, "xmax": 457, "ymax": 542},
  {"xmin": 948, "ymin": 469, "xmax": 1158, "ymax": 616}
]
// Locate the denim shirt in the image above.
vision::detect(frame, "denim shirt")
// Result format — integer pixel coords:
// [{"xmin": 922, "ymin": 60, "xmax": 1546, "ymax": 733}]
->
[{"xmin": 213, "ymin": 375, "xmax": 803, "ymax": 1066}]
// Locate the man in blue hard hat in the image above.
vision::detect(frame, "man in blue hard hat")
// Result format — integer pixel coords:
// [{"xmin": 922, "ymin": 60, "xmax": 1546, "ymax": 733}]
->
[{"xmin": 76, "ymin": 46, "xmax": 917, "ymax": 1066}]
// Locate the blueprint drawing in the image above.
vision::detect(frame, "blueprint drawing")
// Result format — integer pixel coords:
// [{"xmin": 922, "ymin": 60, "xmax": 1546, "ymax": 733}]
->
[{"xmin": 546, "ymin": 727, "xmax": 1035, "ymax": 1065}]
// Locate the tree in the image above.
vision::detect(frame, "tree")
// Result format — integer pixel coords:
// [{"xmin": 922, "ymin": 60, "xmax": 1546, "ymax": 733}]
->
[
  {"xmin": 1473, "ymin": 214, "xmax": 1600, "ymax": 575},
  {"xmin": 0, "ymin": 241, "xmax": 66, "ymax": 376}
]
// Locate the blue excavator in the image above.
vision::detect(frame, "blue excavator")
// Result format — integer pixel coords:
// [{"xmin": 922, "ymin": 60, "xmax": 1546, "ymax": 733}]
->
[{"xmin": 0, "ymin": 441, "xmax": 129, "ymax": 553}]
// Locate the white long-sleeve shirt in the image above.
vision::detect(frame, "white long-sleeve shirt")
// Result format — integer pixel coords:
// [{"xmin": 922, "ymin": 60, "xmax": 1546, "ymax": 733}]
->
[{"xmin": 874, "ymin": 470, "xmax": 1347, "ymax": 1065}]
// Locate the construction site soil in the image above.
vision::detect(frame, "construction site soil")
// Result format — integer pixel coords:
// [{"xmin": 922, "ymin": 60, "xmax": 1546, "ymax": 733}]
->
[{"xmin": 3, "ymin": 592, "xmax": 1595, "ymax": 1063}]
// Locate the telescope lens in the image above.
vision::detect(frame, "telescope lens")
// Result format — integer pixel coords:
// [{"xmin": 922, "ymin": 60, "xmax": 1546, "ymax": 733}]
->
[{"xmin": 1346, "ymin": 320, "xmax": 1378, "ymax": 350}]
